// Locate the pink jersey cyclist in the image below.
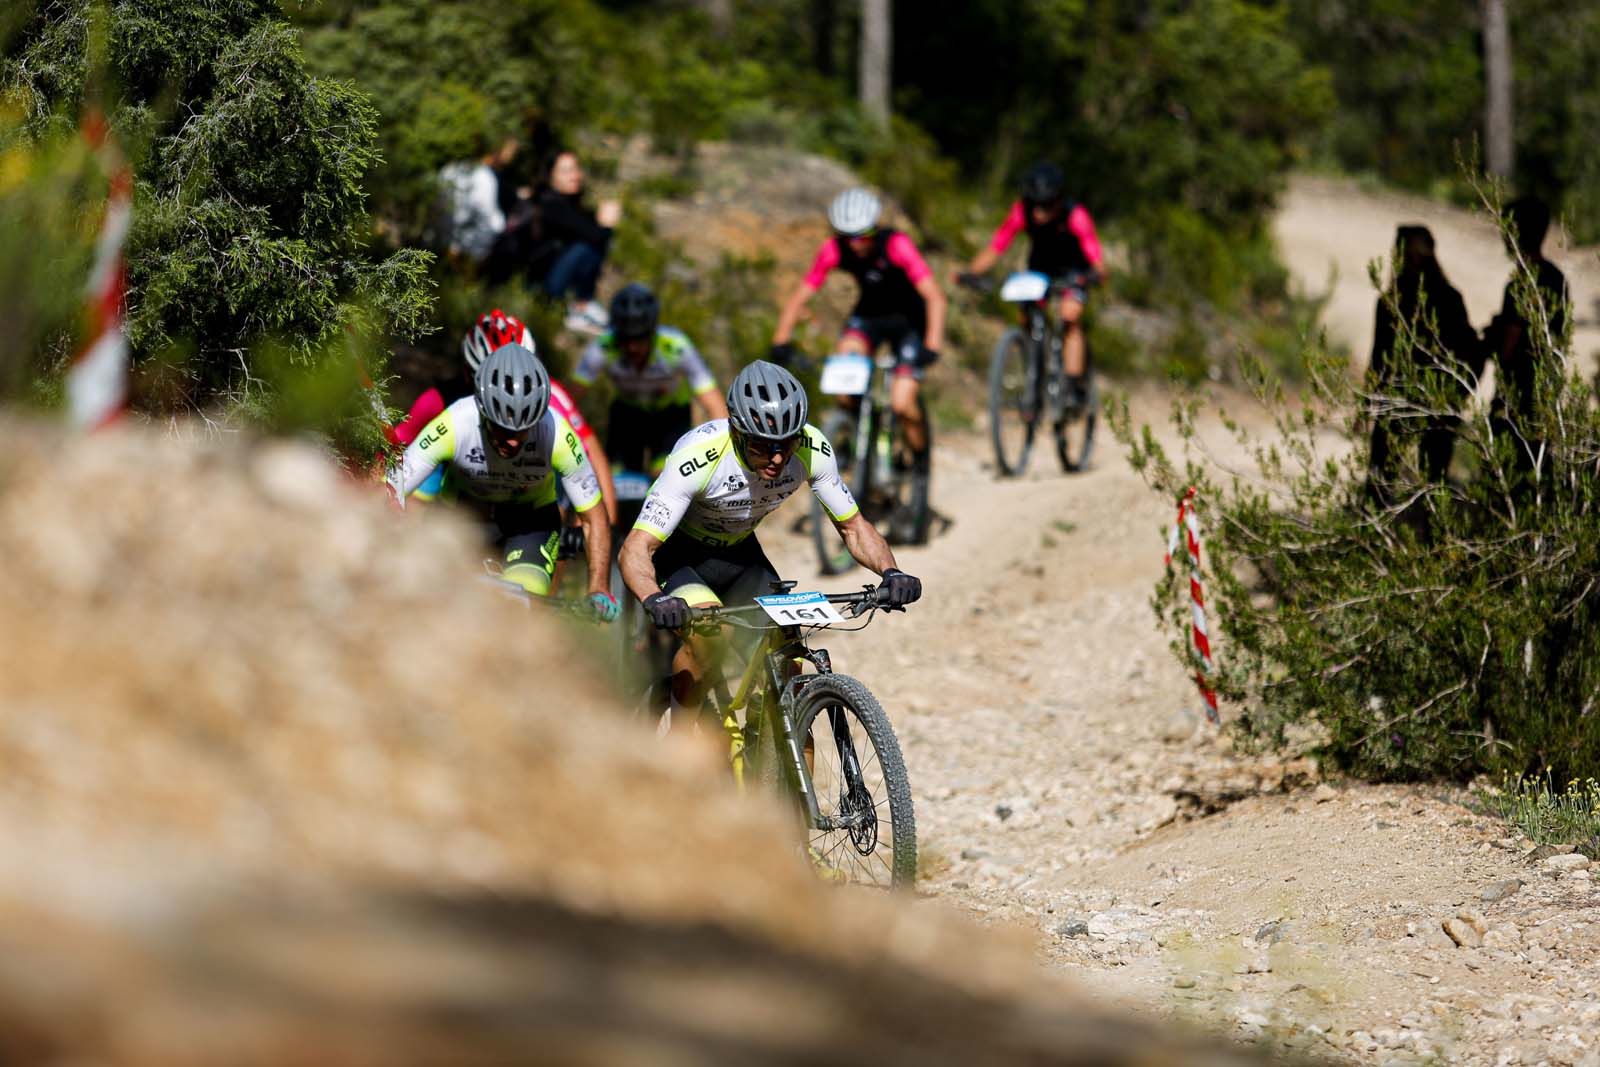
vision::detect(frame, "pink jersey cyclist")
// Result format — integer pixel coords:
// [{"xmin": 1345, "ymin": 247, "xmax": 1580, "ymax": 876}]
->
[
  {"xmin": 799, "ymin": 227, "xmax": 939, "ymax": 378},
  {"xmin": 987, "ymin": 199, "xmax": 1104, "ymax": 292}
]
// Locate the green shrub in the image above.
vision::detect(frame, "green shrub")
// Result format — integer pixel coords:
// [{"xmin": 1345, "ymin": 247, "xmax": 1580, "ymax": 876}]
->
[
  {"xmin": 4, "ymin": 0, "xmax": 432, "ymax": 441},
  {"xmin": 1114, "ymin": 201, "xmax": 1600, "ymax": 783},
  {"xmin": 1482, "ymin": 774, "xmax": 1600, "ymax": 856}
]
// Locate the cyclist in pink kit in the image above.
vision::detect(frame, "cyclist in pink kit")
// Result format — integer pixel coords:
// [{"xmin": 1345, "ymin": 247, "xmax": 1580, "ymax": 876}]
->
[
  {"xmin": 771, "ymin": 187, "xmax": 946, "ymax": 462},
  {"xmin": 961, "ymin": 163, "xmax": 1105, "ymax": 405}
]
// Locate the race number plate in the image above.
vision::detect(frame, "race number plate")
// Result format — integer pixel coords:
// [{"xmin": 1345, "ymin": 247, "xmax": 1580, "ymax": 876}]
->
[
  {"xmin": 755, "ymin": 591, "xmax": 848, "ymax": 626},
  {"xmin": 819, "ymin": 353, "xmax": 872, "ymax": 395},
  {"xmin": 999, "ymin": 270, "xmax": 1051, "ymax": 303},
  {"xmin": 613, "ymin": 470, "xmax": 653, "ymax": 501}
]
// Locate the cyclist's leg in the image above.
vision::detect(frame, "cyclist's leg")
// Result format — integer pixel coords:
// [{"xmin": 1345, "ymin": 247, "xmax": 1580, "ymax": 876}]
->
[
  {"xmin": 644, "ymin": 404, "xmax": 693, "ymax": 476},
  {"xmin": 888, "ymin": 324, "xmax": 929, "ymax": 456},
  {"xmin": 495, "ymin": 503, "xmax": 564, "ymax": 596},
  {"xmin": 1058, "ymin": 284, "xmax": 1089, "ymax": 381},
  {"xmin": 607, "ymin": 400, "xmax": 650, "ymax": 474}
]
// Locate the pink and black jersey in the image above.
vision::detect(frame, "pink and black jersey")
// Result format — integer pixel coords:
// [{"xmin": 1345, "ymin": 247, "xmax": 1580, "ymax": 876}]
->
[
  {"xmin": 803, "ymin": 229, "xmax": 932, "ymax": 327},
  {"xmin": 988, "ymin": 200, "xmax": 1104, "ymax": 278}
]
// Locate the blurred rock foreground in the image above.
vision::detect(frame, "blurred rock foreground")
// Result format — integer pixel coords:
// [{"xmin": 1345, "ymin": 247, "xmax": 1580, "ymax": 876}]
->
[{"xmin": 0, "ymin": 422, "xmax": 1277, "ymax": 1065}]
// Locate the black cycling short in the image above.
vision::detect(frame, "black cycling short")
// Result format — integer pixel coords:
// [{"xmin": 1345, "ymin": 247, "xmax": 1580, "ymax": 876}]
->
[
  {"xmin": 654, "ymin": 533, "xmax": 780, "ymax": 608},
  {"xmin": 608, "ymin": 401, "xmax": 692, "ymax": 474},
  {"xmin": 465, "ymin": 500, "xmax": 563, "ymax": 595},
  {"xmin": 842, "ymin": 314, "xmax": 936, "ymax": 380}
]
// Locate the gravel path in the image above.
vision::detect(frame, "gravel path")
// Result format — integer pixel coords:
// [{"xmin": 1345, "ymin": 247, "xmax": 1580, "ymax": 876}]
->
[{"xmin": 753, "ymin": 391, "xmax": 1600, "ymax": 1065}]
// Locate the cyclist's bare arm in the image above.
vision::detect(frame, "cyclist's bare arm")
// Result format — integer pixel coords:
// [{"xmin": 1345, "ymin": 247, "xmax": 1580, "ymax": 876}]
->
[
  {"xmin": 833, "ymin": 512, "xmax": 898, "ymax": 575},
  {"xmin": 577, "ymin": 503, "xmax": 612, "ymax": 596},
  {"xmin": 773, "ymin": 281, "xmax": 815, "ymax": 344},
  {"xmin": 916, "ymin": 275, "xmax": 947, "ymax": 352},
  {"xmin": 620, "ymin": 528, "xmax": 666, "ymax": 603},
  {"xmin": 694, "ymin": 385, "xmax": 729, "ymax": 422},
  {"xmin": 962, "ymin": 245, "xmax": 1002, "ymax": 278}
]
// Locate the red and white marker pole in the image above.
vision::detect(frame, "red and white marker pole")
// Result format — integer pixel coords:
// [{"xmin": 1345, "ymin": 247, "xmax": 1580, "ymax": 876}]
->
[
  {"xmin": 1164, "ymin": 487, "xmax": 1220, "ymax": 725},
  {"xmin": 67, "ymin": 111, "xmax": 132, "ymax": 431}
]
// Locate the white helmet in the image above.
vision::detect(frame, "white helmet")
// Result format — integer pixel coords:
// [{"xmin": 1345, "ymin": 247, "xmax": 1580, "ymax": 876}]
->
[{"xmin": 828, "ymin": 187, "xmax": 881, "ymax": 237}]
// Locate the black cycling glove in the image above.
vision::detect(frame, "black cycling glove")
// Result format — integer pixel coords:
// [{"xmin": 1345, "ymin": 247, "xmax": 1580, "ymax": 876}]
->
[
  {"xmin": 878, "ymin": 568, "xmax": 922, "ymax": 608},
  {"xmin": 917, "ymin": 345, "xmax": 940, "ymax": 368},
  {"xmin": 643, "ymin": 591, "xmax": 691, "ymax": 630},
  {"xmin": 769, "ymin": 342, "xmax": 798, "ymax": 367}
]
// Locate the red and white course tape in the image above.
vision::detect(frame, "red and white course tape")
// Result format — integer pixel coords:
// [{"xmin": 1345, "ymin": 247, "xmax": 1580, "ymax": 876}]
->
[
  {"xmin": 67, "ymin": 112, "xmax": 132, "ymax": 431},
  {"xmin": 1163, "ymin": 487, "xmax": 1220, "ymax": 725}
]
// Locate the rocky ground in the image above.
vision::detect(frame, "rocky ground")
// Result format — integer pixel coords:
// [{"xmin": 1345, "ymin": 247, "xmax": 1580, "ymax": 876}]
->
[{"xmin": 752, "ymin": 387, "xmax": 1600, "ymax": 1066}]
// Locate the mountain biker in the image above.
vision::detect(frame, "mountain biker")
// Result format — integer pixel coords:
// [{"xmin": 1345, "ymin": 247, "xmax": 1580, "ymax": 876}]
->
[
  {"xmin": 388, "ymin": 309, "xmax": 617, "ymax": 518},
  {"xmin": 569, "ymin": 283, "xmax": 728, "ymax": 478},
  {"xmin": 618, "ymin": 360, "xmax": 922, "ymax": 718},
  {"xmin": 770, "ymin": 188, "xmax": 946, "ymax": 465},
  {"xmin": 959, "ymin": 162, "xmax": 1106, "ymax": 405},
  {"xmin": 388, "ymin": 342, "xmax": 619, "ymax": 621}
]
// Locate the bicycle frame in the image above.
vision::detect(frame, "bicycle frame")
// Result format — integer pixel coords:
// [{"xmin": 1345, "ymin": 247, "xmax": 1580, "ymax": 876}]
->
[{"xmin": 694, "ymin": 589, "xmax": 885, "ymax": 834}]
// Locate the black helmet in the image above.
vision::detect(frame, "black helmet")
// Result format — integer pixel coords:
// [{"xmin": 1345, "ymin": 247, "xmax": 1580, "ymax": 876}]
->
[
  {"xmin": 1021, "ymin": 162, "xmax": 1066, "ymax": 207},
  {"xmin": 609, "ymin": 283, "xmax": 659, "ymax": 341},
  {"xmin": 727, "ymin": 360, "xmax": 808, "ymax": 442},
  {"xmin": 476, "ymin": 342, "xmax": 550, "ymax": 433}
]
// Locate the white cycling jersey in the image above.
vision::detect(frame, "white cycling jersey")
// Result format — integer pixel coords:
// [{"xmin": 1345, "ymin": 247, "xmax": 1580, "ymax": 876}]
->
[
  {"xmin": 388, "ymin": 396, "xmax": 601, "ymax": 510},
  {"xmin": 633, "ymin": 418, "xmax": 858, "ymax": 546},
  {"xmin": 573, "ymin": 327, "xmax": 716, "ymax": 410}
]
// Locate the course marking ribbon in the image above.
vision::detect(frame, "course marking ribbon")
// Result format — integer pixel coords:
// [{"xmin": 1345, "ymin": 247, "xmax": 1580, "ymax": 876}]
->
[
  {"xmin": 67, "ymin": 110, "xmax": 132, "ymax": 431},
  {"xmin": 1164, "ymin": 487, "xmax": 1220, "ymax": 725}
]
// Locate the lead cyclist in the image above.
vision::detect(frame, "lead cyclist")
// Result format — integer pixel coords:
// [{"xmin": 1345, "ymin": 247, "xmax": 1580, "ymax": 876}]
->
[{"xmin": 618, "ymin": 360, "xmax": 922, "ymax": 722}]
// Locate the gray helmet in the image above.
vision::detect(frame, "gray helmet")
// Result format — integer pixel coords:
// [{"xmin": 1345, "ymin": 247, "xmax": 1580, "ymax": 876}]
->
[
  {"xmin": 476, "ymin": 342, "xmax": 550, "ymax": 433},
  {"xmin": 727, "ymin": 360, "xmax": 808, "ymax": 440},
  {"xmin": 827, "ymin": 187, "xmax": 881, "ymax": 236}
]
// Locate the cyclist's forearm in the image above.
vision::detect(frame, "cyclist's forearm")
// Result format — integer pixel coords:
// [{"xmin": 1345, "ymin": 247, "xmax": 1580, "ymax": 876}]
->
[
  {"xmin": 837, "ymin": 514, "xmax": 897, "ymax": 575},
  {"xmin": 967, "ymin": 247, "xmax": 1000, "ymax": 275},
  {"xmin": 773, "ymin": 285, "xmax": 812, "ymax": 343},
  {"xmin": 579, "ymin": 506, "xmax": 612, "ymax": 595},
  {"xmin": 920, "ymin": 279, "xmax": 947, "ymax": 351},
  {"xmin": 696, "ymin": 386, "xmax": 729, "ymax": 421},
  {"xmin": 620, "ymin": 530, "xmax": 663, "ymax": 602}
]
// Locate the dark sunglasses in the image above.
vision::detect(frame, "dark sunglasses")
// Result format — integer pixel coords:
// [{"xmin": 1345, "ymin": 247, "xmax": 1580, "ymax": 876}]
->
[{"xmin": 741, "ymin": 433, "xmax": 801, "ymax": 463}]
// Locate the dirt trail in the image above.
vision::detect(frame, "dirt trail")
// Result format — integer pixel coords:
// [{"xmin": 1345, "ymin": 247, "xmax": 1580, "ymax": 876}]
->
[
  {"xmin": 680, "ymin": 165, "xmax": 1600, "ymax": 1064},
  {"xmin": 752, "ymin": 392, "xmax": 1599, "ymax": 1064}
]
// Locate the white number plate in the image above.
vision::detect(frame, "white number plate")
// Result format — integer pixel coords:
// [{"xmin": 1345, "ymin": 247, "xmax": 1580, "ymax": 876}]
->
[
  {"xmin": 755, "ymin": 591, "xmax": 848, "ymax": 626},
  {"xmin": 613, "ymin": 471, "xmax": 652, "ymax": 501},
  {"xmin": 819, "ymin": 353, "xmax": 872, "ymax": 395},
  {"xmin": 999, "ymin": 271, "xmax": 1051, "ymax": 303}
]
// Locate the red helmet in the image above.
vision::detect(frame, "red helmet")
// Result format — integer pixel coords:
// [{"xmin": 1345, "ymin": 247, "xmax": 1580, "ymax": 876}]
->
[{"xmin": 462, "ymin": 309, "xmax": 534, "ymax": 374}]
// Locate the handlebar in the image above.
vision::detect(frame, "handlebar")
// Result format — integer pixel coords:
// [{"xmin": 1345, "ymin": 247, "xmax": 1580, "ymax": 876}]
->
[
  {"xmin": 684, "ymin": 584, "xmax": 902, "ymax": 629},
  {"xmin": 956, "ymin": 272, "xmax": 994, "ymax": 294}
]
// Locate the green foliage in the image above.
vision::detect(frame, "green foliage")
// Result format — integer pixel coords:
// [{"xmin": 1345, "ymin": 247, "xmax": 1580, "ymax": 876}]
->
[
  {"xmin": 0, "ymin": 109, "xmax": 103, "ymax": 401},
  {"xmin": 1114, "ymin": 200, "xmax": 1600, "ymax": 783},
  {"xmin": 3, "ymin": 0, "xmax": 433, "ymax": 433},
  {"xmin": 1287, "ymin": 0, "xmax": 1600, "ymax": 243}
]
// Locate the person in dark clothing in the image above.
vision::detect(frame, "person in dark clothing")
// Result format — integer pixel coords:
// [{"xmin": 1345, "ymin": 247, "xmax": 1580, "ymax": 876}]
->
[
  {"xmin": 532, "ymin": 150, "xmax": 622, "ymax": 335},
  {"xmin": 1366, "ymin": 225, "xmax": 1478, "ymax": 501},
  {"xmin": 1492, "ymin": 197, "xmax": 1570, "ymax": 422}
]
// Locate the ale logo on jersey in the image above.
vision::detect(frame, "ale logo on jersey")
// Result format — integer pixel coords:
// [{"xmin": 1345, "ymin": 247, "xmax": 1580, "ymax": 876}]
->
[{"xmin": 677, "ymin": 447, "xmax": 719, "ymax": 477}]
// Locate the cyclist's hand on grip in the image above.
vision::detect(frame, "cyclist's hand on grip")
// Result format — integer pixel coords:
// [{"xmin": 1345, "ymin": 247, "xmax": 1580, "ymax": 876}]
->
[
  {"xmin": 956, "ymin": 271, "xmax": 991, "ymax": 293},
  {"xmin": 643, "ymin": 591, "xmax": 691, "ymax": 630},
  {"xmin": 768, "ymin": 341, "xmax": 798, "ymax": 367},
  {"xmin": 589, "ymin": 591, "xmax": 620, "ymax": 623},
  {"xmin": 877, "ymin": 568, "xmax": 922, "ymax": 609}
]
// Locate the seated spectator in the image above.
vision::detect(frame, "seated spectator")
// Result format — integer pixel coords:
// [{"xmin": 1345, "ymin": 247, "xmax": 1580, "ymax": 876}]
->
[{"xmin": 532, "ymin": 150, "xmax": 621, "ymax": 335}]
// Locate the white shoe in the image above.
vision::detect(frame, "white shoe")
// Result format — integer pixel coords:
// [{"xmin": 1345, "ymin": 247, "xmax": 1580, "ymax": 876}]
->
[{"xmin": 564, "ymin": 301, "xmax": 609, "ymax": 336}]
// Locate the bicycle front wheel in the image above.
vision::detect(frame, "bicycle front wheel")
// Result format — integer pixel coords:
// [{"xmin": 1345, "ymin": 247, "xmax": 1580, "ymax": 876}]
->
[
  {"xmin": 988, "ymin": 328, "xmax": 1038, "ymax": 476},
  {"xmin": 796, "ymin": 674, "xmax": 916, "ymax": 889},
  {"xmin": 1055, "ymin": 371, "xmax": 1098, "ymax": 473}
]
